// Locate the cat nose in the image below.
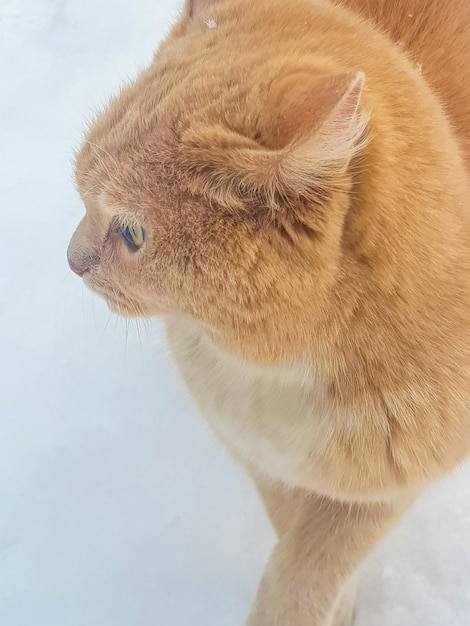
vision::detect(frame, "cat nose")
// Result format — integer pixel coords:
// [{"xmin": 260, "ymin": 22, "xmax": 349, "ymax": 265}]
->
[{"xmin": 67, "ymin": 254, "xmax": 88, "ymax": 277}]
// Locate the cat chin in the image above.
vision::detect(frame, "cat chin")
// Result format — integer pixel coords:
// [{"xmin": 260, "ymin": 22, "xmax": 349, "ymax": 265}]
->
[
  {"xmin": 106, "ymin": 300, "xmax": 133, "ymax": 317},
  {"xmin": 104, "ymin": 298, "xmax": 147, "ymax": 318}
]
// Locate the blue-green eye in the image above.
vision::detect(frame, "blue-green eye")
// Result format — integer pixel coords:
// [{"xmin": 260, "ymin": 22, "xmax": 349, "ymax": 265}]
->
[{"xmin": 119, "ymin": 224, "xmax": 145, "ymax": 249}]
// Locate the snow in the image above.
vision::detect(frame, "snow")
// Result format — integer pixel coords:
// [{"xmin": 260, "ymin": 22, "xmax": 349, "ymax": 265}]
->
[{"xmin": 0, "ymin": 1, "xmax": 469, "ymax": 625}]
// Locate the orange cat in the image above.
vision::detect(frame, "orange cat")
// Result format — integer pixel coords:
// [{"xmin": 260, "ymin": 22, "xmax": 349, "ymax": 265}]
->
[{"xmin": 68, "ymin": 0, "xmax": 470, "ymax": 623}]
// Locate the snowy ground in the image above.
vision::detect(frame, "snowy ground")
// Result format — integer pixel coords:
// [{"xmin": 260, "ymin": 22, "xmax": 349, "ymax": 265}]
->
[{"xmin": 1, "ymin": 1, "xmax": 470, "ymax": 625}]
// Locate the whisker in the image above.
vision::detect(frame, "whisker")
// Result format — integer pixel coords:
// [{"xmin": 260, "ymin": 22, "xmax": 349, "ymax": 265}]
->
[
  {"xmin": 124, "ymin": 317, "xmax": 129, "ymax": 359},
  {"xmin": 103, "ymin": 311, "xmax": 114, "ymax": 335}
]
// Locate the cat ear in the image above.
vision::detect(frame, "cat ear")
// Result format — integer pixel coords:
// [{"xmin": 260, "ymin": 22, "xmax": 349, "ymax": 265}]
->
[
  {"xmin": 187, "ymin": 0, "xmax": 218, "ymax": 18},
  {"xmin": 181, "ymin": 72, "xmax": 368, "ymax": 215},
  {"xmin": 268, "ymin": 71, "xmax": 365, "ymax": 150}
]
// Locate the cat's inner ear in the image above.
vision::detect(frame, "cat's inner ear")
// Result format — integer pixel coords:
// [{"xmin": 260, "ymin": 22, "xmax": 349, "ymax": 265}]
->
[
  {"xmin": 181, "ymin": 71, "xmax": 368, "ymax": 212},
  {"xmin": 267, "ymin": 71, "xmax": 365, "ymax": 149}
]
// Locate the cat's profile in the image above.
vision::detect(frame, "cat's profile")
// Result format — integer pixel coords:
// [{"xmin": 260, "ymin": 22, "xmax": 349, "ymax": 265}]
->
[{"xmin": 68, "ymin": 0, "xmax": 470, "ymax": 623}]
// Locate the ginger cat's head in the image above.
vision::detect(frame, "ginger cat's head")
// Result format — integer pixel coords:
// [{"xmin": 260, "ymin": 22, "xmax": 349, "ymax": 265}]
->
[{"xmin": 68, "ymin": 0, "xmax": 465, "ymax": 361}]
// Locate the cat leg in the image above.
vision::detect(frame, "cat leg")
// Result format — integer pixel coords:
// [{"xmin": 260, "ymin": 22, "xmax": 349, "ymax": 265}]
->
[
  {"xmin": 250, "ymin": 472, "xmax": 306, "ymax": 537},
  {"xmin": 246, "ymin": 478, "xmax": 413, "ymax": 626},
  {"xmin": 329, "ymin": 575, "xmax": 357, "ymax": 626}
]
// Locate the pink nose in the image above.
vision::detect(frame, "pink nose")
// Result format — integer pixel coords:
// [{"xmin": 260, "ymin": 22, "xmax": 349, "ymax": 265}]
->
[{"xmin": 68, "ymin": 255, "xmax": 87, "ymax": 277}]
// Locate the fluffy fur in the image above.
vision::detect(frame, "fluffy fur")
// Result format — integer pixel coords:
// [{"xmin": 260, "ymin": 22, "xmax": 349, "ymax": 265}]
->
[{"xmin": 68, "ymin": 0, "xmax": 470, "ymax": 623}]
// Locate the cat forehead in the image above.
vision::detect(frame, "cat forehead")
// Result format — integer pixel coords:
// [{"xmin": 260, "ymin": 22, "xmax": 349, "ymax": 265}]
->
[
  {"xmin": 75, "ymin": 121, "xmax": 179, "ymax": 194},
  {"xmin": 77, "ymin": 188, "xmax": 140, "ymax": 223}
]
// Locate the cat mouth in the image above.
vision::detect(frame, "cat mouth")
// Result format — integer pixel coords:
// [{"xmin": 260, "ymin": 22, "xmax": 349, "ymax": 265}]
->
[{"xmin": 83, "ymin": 276, "xmax": 146, "ymax": 318}]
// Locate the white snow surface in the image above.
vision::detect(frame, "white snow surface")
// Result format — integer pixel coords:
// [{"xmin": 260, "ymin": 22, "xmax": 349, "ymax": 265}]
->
[{"xmin": 1, "ymin": 1, "xmax": 470, "ymax": 625}]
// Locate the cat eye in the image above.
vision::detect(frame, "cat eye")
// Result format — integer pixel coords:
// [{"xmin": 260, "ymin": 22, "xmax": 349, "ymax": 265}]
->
[{"xmin": 119, "ymin": 224, "xmax": 145, "ymax": 250}]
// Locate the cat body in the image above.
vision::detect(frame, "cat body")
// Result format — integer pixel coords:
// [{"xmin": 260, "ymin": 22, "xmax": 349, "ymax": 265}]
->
[
  {"xmin": 68, "ymin": 0, "xmax": 470, "ymax": 623},
  {"xmin": 166, "ymin": 316, "xmax": 432, "ymax": 504},
  {"xmin": 167, "ymin": 317, "xmax": 335, "ymax": 495}
]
